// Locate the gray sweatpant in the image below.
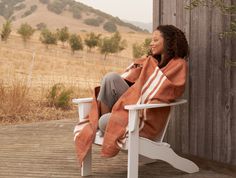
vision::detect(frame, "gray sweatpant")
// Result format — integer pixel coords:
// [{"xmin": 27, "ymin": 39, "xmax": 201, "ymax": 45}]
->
[{"xmin": 97, "ymin": 72, "xmax": 129, "ymax": 133}]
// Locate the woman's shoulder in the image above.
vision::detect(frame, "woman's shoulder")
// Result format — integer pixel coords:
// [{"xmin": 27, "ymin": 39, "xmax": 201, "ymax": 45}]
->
[
  {"xmin": 170, "ymin": 57, "xmax": 187, "ymax": 66},
  {"xmin": 162, "ymin": 57, "xmax": 187, "ymax": 73}
]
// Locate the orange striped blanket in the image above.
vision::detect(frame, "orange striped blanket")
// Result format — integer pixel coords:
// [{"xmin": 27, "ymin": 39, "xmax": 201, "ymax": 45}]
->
[{"xmin": 74, "ymin": 56, "xmax": 187, "ymax": 164}]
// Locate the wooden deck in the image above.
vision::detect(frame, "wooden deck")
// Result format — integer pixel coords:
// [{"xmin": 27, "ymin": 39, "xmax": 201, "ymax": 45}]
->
[{"xmin": 0, "ymin": 119, "xmax": 235, "ymax": 178}]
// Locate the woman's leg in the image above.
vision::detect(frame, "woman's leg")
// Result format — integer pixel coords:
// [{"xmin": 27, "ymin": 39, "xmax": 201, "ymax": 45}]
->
[
  {"xmin": 97, "ymin": 72, "xmax": 129, "ymax": 115},
  {"xmin": 100, "ymin": 102, "xmax": 110, "ymax": 116},
  {"xmin": 97, "ymin": 72, "xmax": 129, "ymax": 132},
  {"xmin": 98, "ymin": 113, "xmax": 111, "ymax": 133}
]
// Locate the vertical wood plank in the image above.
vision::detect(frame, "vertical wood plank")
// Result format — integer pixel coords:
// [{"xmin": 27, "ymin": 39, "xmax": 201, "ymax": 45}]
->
[
  {"xmin": 173, "ymin": 0, "xmax": 184, "ymax": 152},
  {"xmin": 220, "ymin": 0, "xmax": 232, "ymax": 164},
  {"xmin": 153, "ymin": 0, "xmax": 160, "ymax": 30},
  {"xmin": 188, "ymin": 3, "xmax": 199, "ymax": 156},
  {"xmin": 161, "ymin": 0, "xmax": 178, "ymax": 149},
  {"xmin": 196, "ymin": 5, "xmax": 210, "ymax": 158},
  {"xmin": 176, "ymin": 0, "xmax": 191, "ymax": 154},
  {"xmin": 211, "ymin": 4, "xmax": 224, "ymax": 163},
  {"xmin": 162, "ymin": 0, "xmax": 177, "ymax": 25},
  {"xmin": 230, "ymin": 0, "xmax": 236, "ymax": 165},
  {"xmin": 204, "ymin": 5, "xmax": 214, "ymax": 161}
]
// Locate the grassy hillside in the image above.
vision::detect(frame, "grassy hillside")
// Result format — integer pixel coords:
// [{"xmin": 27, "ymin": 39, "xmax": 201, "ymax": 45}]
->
[
  {"xmin": 0, "ymin": 0, "xmax": 151, "ymax": 124},
  {"xmin": 0, "ymin": 29, "xmax": 150, "ymax": 124},
  {"xmin": 0, "ymin": 0, "xmax": 149, "ymax": 33}
]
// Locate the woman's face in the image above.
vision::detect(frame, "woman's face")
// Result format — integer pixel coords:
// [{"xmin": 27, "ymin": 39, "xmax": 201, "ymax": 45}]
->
[{"xmin": 150, "ymin": 30, "xmax": 164, "ymax": 56}]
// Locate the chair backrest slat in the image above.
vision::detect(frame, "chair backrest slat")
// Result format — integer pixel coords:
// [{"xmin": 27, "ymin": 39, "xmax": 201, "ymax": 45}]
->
[{"xmin": 154, "ymin": 106, "xmax": 174, "ymax": 142}]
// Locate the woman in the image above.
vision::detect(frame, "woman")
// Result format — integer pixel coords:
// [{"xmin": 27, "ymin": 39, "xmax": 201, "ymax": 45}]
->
[
  {"xmin": 97, "ymin": 25, "xmax": 189, "ymax": 134},
  {"xmin": 74, "ymin": 25, "xmax": 189, "ymax": 163}
]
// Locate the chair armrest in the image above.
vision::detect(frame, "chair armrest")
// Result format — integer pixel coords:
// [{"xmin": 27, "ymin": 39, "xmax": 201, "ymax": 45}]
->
[
  {"xmin": 124, "ymin": 99, "xmax": 187, "ymax": 111},
  {"xmin": 125, "ymin": 99, "xmax": 187, "ymax": 132},
  {"xmin": 72, "ymin": 98, "xmax": 93, "ymax": 121},
  {"xmin": 72, "ymin": 98, "xmax": 93, "ymax": 104}
]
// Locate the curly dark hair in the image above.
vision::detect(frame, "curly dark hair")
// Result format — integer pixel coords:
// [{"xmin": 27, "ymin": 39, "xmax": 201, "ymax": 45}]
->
[{"xmin": 152, "ymin": 25, "xmax": 189, "ymax": 68}]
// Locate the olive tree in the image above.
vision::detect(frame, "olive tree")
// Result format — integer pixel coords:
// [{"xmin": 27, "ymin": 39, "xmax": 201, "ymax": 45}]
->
[
  {"xmin": 40, "ymin": 28, "xmax": 57, "ymax": 48},
  {"xmin": 17, "ymin": 23, "xmax": 35, "ymax": 46},
  {"xmin": 84, "ymin": 32, "xmax": 101, "ymax": 51},
  {"xmin": 1, "ymin": 20, "xmax": 12, "ymax": 42},
  {"xmin": 69, "ymin": 34, "xmax": 83, "ymax": 54}
]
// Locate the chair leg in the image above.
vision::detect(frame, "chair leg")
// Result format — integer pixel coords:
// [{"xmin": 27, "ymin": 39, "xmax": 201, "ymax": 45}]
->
[
  {"xmin": 166, "ymin": 148, "xmax": 199, "ymax": 173},
  {"xmin": 81, "ymin": 148, "xmax": 92, "ymax": 176},
  {"xmin": 128, "ymin": 110, "xmax": 139, "ymax": 178},
  {"xmin": 128, "ymin": 136, "xmax": 139, "ymax": 178},
  {"xmin": 139, "ymin": 138, "xmax": 199, "ymax": 174}
]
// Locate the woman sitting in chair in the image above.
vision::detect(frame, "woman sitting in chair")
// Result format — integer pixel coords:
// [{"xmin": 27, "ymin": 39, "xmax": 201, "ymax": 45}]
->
[{"xmin": 74, "ymin": 24, "xmax": 189, "ymax": 164}]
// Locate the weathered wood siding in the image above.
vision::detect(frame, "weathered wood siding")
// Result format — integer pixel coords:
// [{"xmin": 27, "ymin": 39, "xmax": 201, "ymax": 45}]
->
[
  {"xmin": 231, "ymin": 0, "xmax": 236, "ymax": 165},
  {"xmin": 153, "ymin": 0, "xmax": 236, "ymax": 165}
]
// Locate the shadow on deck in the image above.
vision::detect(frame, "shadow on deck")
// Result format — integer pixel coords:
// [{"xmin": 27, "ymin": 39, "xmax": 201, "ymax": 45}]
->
[{"xmin": 0, "ymin": 119, "xmax": 235, "ymax": 178}]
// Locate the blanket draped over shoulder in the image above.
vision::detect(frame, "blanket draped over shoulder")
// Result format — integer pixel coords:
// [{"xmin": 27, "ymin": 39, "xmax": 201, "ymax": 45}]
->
[{"xmin": 74, "ymin": 56, "xmax": 187, "ymax": 164}]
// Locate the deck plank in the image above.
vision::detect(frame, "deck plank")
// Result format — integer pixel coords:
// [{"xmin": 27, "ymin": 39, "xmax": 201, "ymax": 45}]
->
[{"xmin": 0, "ymin": 119, "xmax": 235, "ymax": 178}]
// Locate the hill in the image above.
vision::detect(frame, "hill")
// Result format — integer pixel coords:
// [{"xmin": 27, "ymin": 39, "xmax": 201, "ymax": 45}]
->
[
  {"xmin": 0, "ymin": 0, "xmax": 149, "ymax": 33},
  {"xmin": 124, "ymin": 20, "xmax": 153, "ymax": 32},
  {"xmin": 0, "ymin": 0, "xmax": 151, "ymax": 124}
]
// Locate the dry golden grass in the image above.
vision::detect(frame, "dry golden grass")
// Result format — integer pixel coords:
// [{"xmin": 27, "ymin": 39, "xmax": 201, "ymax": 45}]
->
[
  {"xmin": 0, "ymin": 78, "xmax": 91, "ymax": 125},
  {"xmin": 0, "ymin": 31, "xmax": 150, "ymax": 124},
  {"xmin": 0, "ymin": 79, "xmax": 29, "ymax": 118}
]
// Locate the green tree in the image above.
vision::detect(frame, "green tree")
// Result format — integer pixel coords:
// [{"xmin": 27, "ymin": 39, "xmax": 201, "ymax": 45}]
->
[
  {"xmin": 72, "ymin": 9, "xmax": 81, "ymax": 19},
  {"xmin": 109, "ymin": 31, "xmax": 127, "ymax": 53},
  {"xmin": 1, "ymin": 20, "xmax": 11, "ymax": 42},
  {"xmin": 111, "ymin": 31, "xmax": 121, "ymax": 45},
  {"xmin": 69, "ymin": 34, "xmax": 83, "ymax": 54},
  {"xmin": 119, "ymin": 39, "xmax": 127, "ymax": 52},
  {"xmin": 36, "ymin": 22, "xmax": 47, "ymax": 30},
  {"xmin": 132, "ymin": 43, "xmax": 144, "ymax": 58},
  {"xmin": 39, "ymin": 28, "xmax": 57, "ymax": 48},
  {"xmin": 99, "ymin": 37, "xmax": 114, "ymax": 60},
  {"xmin": 0, "ymin": 0, "xmax": 23, "ymax": 19},
  {"xmin": 39, "ymin": 0, "xmax": 49, "ymax": 4},
  {"xmin": 143, "ymin": 38, "xmax": 152, "ymax": 55},
  {"xmin": 17, "ymin": 23, "xmax": 35, "ymax": 46},
  {"xmin": 56, "ymin": 26, "xmax": 69, "ymax": 46},
  {"xmin": 103, "ymin": 21, "xmax": 117, "ymax": 33},
  {"xmin": 99, "ymin": 31, "xmax": 127, "ymax": 59},
  {"xmin": 47, "ymin": 0, "xmax": 68, "ymax": 14},
  {"xmin": 84, "ymin": 18, "xmax": 101, "ymax": 26},
  {"xmin": 132, "ymin": 37, "xmax": 151, "ymax": 58},
  {"xmin": 21, "ymin": 5, "xmax": 37, "ymax": 18},
  {"xmin": 68, "ymin": 3, "xmax": 82, "ymax": 19},
  {"xmin": 84, "ymin": 32, "xmax": 101, "ymax": 51}
]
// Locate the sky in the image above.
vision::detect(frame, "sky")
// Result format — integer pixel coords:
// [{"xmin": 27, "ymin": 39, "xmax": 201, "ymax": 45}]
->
[{"xmin": 75, "ymin": 0, "xmax": 152, "ymax": 23}]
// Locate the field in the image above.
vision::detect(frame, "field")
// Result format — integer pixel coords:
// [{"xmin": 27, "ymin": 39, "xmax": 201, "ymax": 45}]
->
[{"xmin": 0, "ymin": 31, "xmax": 151, "ymax": 124}]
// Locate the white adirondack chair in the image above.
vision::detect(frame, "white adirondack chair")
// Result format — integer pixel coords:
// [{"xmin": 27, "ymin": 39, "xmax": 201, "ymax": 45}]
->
[{"xmin": 72, "ymin": 98, "xmax": 199, "ymax": 178}]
